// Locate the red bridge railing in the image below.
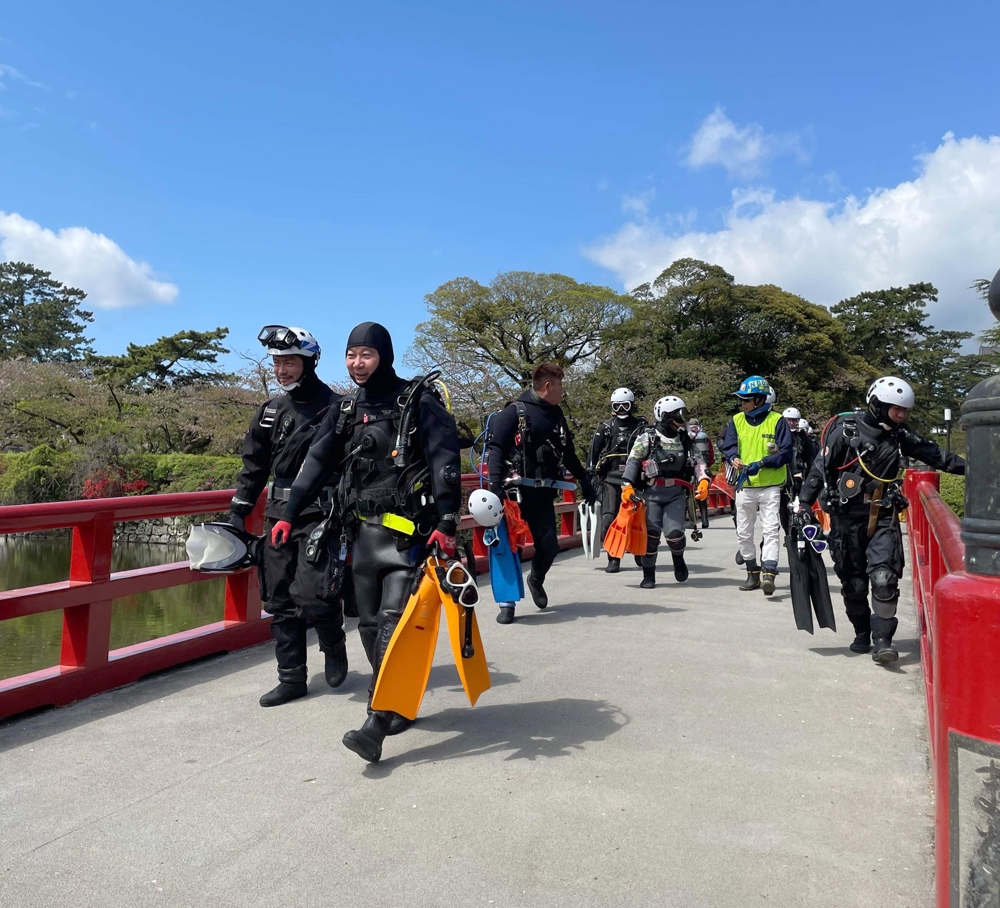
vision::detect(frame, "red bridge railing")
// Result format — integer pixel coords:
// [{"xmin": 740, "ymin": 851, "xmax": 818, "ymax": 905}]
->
[
  {"xmin": 902, "ymin": 469, "xmax": 1000, "ymax": 908},
  {"xmin": 0, "ymin": 474, "xmax": 583, "ymax": 721}
]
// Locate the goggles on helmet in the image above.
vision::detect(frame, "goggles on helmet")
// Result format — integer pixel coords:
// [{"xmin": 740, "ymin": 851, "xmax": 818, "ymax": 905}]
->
[{"xmin": 258, "ymin": 325, "xmax": 298, "ymax": 351}]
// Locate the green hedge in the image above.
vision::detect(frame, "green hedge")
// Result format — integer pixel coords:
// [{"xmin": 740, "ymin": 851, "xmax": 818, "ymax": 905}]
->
[
  {"xmin": 140, "ymin": 454, "xmax": 242, "ymax": 494},
  {"xmin": 0, "ymin": 445, "xmax": 77, "ymax": 504},
  {"xmin": 938, "ymin": 473, "xmax": 964, "ymax": 518},
  {"xmin": 0, "ymin": 447, "xmax": 243, "ymax": 504}
]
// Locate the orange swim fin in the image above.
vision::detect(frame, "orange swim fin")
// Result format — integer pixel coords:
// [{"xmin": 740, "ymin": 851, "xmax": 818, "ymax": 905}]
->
[
  {"xmin": 371, "ymin": 564, "xmax": 442, "ymax": 720},
  {"xmin": 626, "ymin": 500, "xmax": 648, "ymax": 556},
  {"xmin": 603, "ymin": 500, "xmax": 633, "ymax": 559}
]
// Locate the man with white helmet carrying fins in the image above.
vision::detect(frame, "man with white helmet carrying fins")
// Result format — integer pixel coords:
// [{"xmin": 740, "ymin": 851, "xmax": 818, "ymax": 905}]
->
[
  {"xmin": 621, "ymin": 396, "xmax": 710, "ymax": 589},
  {"xmin": 587, "ymin": 387, "xmax": 648, "ymax": 573},
  {"xmin": 778, "ymin": 407, "xmax": 819, "ymax": 539},
  {"xmin": 230, "ymin": 326, "xmax": 349, "ymax": 707},
  {"xmin": 721, "ymin": 376, "xmax": 793, "ymax": 595},
  {"xmin": 796, "ymin": 377, "xmax": 965, "ymax": 664}
]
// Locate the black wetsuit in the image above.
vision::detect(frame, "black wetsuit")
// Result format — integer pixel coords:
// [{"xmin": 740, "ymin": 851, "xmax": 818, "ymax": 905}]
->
[
  {"xmin": 283, "ymin": 326, "xmax": 461, "ymax": 713},
  {"xmin": 799, "ymin": 409, "xmax": 964, "ymax": 643},
  {"xmin": 230, "ymin": 371, "xmax": 345, "ymax": 684},
  {"xmin": 486, "ymin": 390, "xmax": 595, "ymax": 587}
]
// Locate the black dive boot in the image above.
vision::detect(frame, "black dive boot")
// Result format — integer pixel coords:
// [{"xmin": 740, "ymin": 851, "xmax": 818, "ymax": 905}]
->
[
  {"xmin": 871, "ymin": 616, "xmax": 899, "ymax": 665},
  {"xmin": 527, "ymin": 572, "xmax": 548, "ymax": 609},
  {"xmin": 671, "ymin": 552, "xmax": 689, "ymax": 583},
  {"xmin": 604, "ymin": 557, "xmax": 621, "ymax": 574},
  {"xmin": 261, "ymin": 617, "xmax": 308, "ymax": 706},
  {"xmin": 850, "ymin": 632, "xmax": 872, "ymax": 654},
  {"xmin": 323, "ymin": 642, "xmax": 348, "ymax": 688},
  {"xmin": 259, "ymin": 682, "xmax": 308, "ymax": 707},
  {"xmin": 640, "ymin": 566, "xmax": 656, "ymax": 589},
  {"xmin": 739, "ymin": 565, "xmax": 761, "ymax": 591},
  {"xmin": 343, "ymin": 711, "xmax": 392, "ymax": 763}
]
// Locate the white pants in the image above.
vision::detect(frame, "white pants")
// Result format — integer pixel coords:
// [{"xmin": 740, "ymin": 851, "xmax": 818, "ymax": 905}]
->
[{"xmin": 736, "ymin": 485, "xmax": 782, "ymax": 570}]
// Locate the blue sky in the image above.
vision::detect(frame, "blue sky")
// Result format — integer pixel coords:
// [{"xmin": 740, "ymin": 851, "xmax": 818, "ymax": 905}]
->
[{"xmin": 2, "ymin": 0, "xmax": 999, "ymax": 384}]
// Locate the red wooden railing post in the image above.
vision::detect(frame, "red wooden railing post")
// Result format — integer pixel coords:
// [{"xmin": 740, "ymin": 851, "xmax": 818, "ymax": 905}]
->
[
  {"xmin": 61, "ymin": 512, "xmax": 115, "ymax": 670},
  {"xmin": 561, "ymin": 486, "xmax": 576, "ymax": 537},
  {"xmin": 225, "ymin": 494, "xmax": 265, "ymax": 624}
]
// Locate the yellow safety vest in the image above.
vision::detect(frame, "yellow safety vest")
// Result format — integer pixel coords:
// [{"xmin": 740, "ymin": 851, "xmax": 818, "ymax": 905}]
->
[{"xmin": 734, "ymin": 411, "xmax": 787, "ymax": 488}]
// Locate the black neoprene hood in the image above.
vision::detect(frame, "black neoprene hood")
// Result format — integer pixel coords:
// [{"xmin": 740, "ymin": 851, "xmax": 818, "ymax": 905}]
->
[{"xmin": 345, "ymin": 322, "xmax": 394, "ymax": 368}]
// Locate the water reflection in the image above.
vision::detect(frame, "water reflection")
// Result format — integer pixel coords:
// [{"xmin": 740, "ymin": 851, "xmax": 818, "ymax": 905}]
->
[{"xmin": 0, "ymin": 535, "xmax": 225, "ymax": 681}]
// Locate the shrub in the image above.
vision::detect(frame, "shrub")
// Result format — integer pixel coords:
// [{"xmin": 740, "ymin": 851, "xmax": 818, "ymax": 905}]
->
[
  {"xmin": 938, "ymin": 473, "xmax": 964, "ymax": 518},
  {"xmin": 0, "ymin": 445, "xmax": 77, "ymax": 504}
]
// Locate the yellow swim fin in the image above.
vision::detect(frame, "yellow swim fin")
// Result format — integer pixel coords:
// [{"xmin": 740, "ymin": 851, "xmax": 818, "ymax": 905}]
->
[
  {"xmin": 626, "ymin": 500, "xmax": 648, "ymax": 556},
  {"xmin": 440, "ymin": 592, "xmax": 491, "ymax": 707},
  {"xmin": 603, "ymin": 500, "xmax": 633, "ymax": 559},
  {"xmin": 428, "ymin": 559, "xmax": 490, "ymax": 707},
  {"xmin": 371, "ymin": 564, "xmax": 442, "ymax": 720}
]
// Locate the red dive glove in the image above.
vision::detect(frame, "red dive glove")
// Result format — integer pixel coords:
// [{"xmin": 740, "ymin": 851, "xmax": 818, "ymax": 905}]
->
[
  {"xmin": 428, "ymin": 518, "xmax": 457, "ymax": 558},
  {"xmin": 271, "ymin": 520, "xmax": 292, "ymax": 547}
]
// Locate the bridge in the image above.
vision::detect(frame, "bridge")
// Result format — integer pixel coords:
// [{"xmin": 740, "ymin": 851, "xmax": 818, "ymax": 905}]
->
[{"xmin": 1, "ymin": 487, "xmax": 940, "ymax": 908}]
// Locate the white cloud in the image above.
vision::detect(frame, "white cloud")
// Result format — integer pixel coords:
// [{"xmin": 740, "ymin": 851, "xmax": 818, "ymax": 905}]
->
[
  {"xmin": 584, "ymin": 132, "xmax": 1000, "ymax": 333},
  {"xmin": 621, "ymin": 189, "xmax": 655, "ymax": 217},
  {"xmin": 686, "ymin": 107, "xmax": 805, "ymax": 178},
  {"xmin": 0, "ymin": 212, "xmax": 179, "ymax": 309},
  {"xmin": 0, "ymin": 63, "xmax": 47, "ymax": 91}
]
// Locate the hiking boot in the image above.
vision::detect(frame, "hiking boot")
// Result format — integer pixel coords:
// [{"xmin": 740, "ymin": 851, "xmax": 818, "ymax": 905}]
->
[
  {"xmin": 527, "ymin": 573, "xmax": 548, "ymax": 609},
  {"xmin": 671, "ymin": 553, "xmax": 689, "ymax": 583},
  {"xmin": 639, "ymin": 566, "xmax": 656, "ymax": 589},
  {"xmin": 496, "ymin": 607, "xmax": 515, "ymax": 625},
  {"xmin": 259, "ymin": 681, "xmax": 307, "ymax": 708},
  {"xmin": 761, "ymin": 571, "xmax": 776, "ymax": 596},
  {"xmin": 604, "ymin": 557, "xmax": 621, "ymax": 574},
  {"xmin": 739, "ymin": 570, "xmax": 761, "ymax": 591},
  {"xmin": 342, "ymin": 711, "xmax": 391, "ymax": 763},
  {"xmin": 324, "ymin": 643, "xmax": 348, "ymax": 688},
  {"xmin": 872, "ymin": 636, "xmax": 899, "ymax": 665},
  {"xmin": 849, "ymin": 632, "xmax": 871, "ymax": 654}
]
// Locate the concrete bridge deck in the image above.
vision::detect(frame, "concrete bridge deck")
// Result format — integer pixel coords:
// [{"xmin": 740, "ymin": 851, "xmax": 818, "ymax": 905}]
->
[{"xmin": 0, "ymin": 518, "xmax": 933, "ymax": 908}]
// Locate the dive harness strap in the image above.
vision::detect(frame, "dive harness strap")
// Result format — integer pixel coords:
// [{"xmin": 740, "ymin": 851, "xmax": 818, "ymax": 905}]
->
[{"xmin": 866, "ymin": 483, "xmax": 884, "ymax": 539}]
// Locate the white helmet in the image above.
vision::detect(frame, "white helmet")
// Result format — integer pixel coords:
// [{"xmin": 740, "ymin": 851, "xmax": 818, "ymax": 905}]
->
[
  {"xmin": 867, "ymin": 376, "xmax": 915, "ymax": 409},
  {"xmin": 610, "ymin": 387, "xmax": 635, "ymax": 417},
  {"xmin": 765, "ymin": 385, "xmax": 776, "ymax": 405},
  {"xmin": 782, "ymin": 406, "xmax": 802, "ymax": 422},
  {"xmin": 468, "ymin": 489, "xmax": 504, "ymax": 527},
  {"xmin": 258, "ymin": 325, "xmax": 322, "ymax": 364},
  {"xmin": 653, "ymin": 395, "xmax": 689, "ymax": 426},
  {"xmin": 798, "ymin": 418, "xmax": 812, "ymax": 434}
]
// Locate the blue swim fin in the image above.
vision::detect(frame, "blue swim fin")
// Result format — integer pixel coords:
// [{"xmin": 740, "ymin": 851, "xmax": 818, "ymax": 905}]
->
[{"xmin": 488, "ymin": 517, "xmax": 524, "ymax": 603}]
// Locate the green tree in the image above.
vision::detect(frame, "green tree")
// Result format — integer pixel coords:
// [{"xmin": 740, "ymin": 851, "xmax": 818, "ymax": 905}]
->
[
  {"xmin": 408, "ymin": 272, "xmax": 632, "ymax": 421},
  {"xmin": 834, "ymin": 282, "xmax": 999, "ymax": 434},
  {"xmin": 832, "ymin": 283, "xmax": 938, "ymax": 373},
  {"xmin": 0, "ymin": 262, "xmax": 94, "ymax": 361},
  {"xmin": 88, "ymin": 328, "xmax": 233, "ymax": 395}
]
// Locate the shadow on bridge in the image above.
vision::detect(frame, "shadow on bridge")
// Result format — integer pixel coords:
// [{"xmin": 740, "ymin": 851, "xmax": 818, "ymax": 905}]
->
[{"xmin": 361, "ymin": 696, "xmax": 629, "ymax": 778}]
